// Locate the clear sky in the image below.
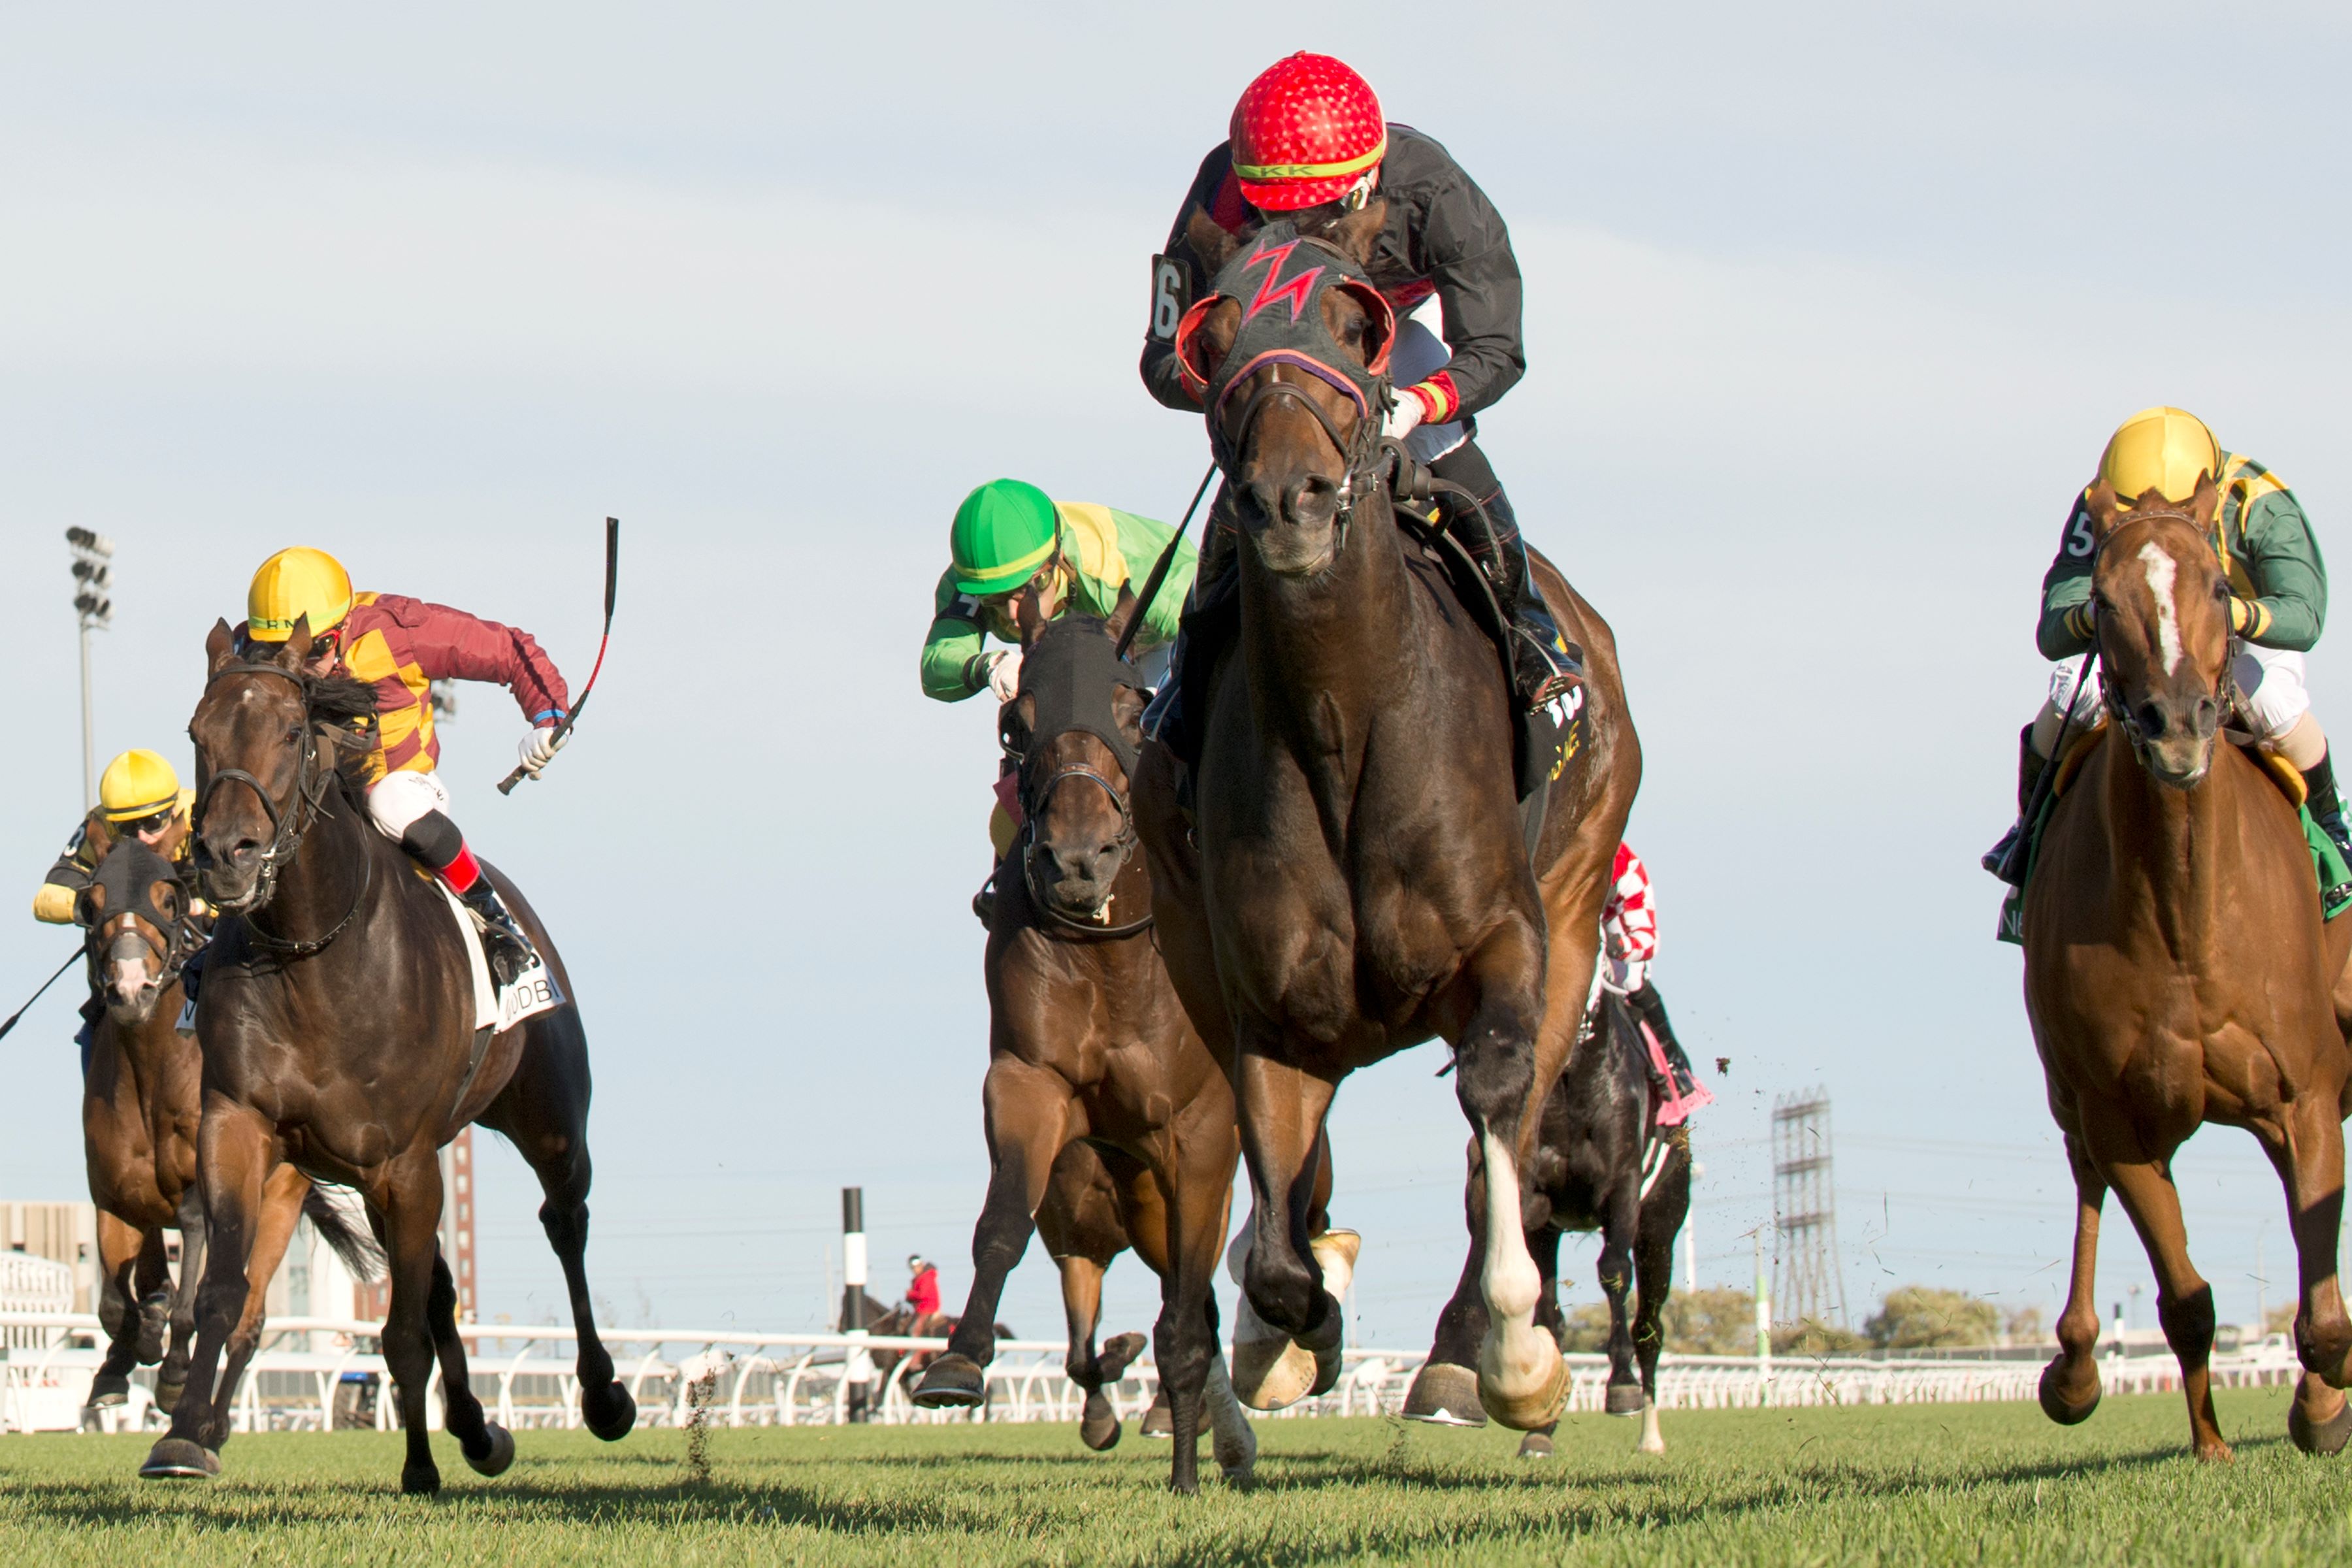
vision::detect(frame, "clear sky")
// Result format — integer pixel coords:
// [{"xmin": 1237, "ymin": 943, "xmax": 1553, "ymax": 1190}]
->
[{"xmin": 1, "ymin": 3, "xmax": 2347, "ymax": 1351}]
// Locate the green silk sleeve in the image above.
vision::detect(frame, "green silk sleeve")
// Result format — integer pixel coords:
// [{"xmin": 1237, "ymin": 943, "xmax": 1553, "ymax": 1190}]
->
[
  {"xmin": 921, "ymin": 570, "xmax": 996, "ymax": 702},
  {"xmin": 2240, "ymin": 489, "xmax": 2327, "ymax": 651}
]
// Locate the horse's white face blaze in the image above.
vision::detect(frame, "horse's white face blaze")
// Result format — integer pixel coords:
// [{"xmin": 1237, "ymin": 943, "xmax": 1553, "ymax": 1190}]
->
[{"xmin": 2139, "ymin": 540, "xmax": 2183, "ymax": 676}]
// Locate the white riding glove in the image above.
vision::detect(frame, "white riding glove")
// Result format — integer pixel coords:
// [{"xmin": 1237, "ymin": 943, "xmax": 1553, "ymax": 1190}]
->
[
  {"xmin": 517, "ymin": 724, "xmax": 568, "ymax": 775},
  {"xmin": 1382, "ymin": 391, "xmax": 1427, "ymax": 442},
  {"xmin": 988, "ymin": 649, "xmax": 1024, "ymax": 702}
]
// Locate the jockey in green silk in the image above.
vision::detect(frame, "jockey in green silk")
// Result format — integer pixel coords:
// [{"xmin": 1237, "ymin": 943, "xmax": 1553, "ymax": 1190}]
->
[{"xmin": 921, "ymin": 478, "xmax": 1194, "ymax": 921}]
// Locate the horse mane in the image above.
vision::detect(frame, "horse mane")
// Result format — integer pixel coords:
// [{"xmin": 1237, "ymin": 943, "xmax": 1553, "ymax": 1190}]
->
[{"xmin": 300, "ymin": 670, "xmax": 382, "ymax": 800}]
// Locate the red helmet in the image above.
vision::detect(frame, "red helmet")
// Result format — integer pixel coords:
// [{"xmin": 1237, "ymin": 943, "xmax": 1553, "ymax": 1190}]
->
[{"xmin": 1229, "ymin": 53, "xmax": 1386, "ymax": 212}]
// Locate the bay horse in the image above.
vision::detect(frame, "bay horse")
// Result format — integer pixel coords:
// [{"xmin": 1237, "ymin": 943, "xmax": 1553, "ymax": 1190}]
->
[
  {"xmin": 1135, "ymin": 206, "xmax": 1640, "ymax": 1433},
  {"xmin": 1511, "ymin": 990, "xmax": 1691, "ymax": 1459},
  {"xmin": 911, "ymin": 612, "xmax": 1260, "ymax": 1492},
  {"xmin": 2027, "ymin": 476, "xmax": 2352, "ymax": 1460},
  {"xmin": 140, "ymin": 617, "xmax": 635, "ymax": 1493}
]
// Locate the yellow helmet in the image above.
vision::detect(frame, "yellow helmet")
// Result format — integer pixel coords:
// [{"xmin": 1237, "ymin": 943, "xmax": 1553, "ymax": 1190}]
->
[
  {"xmin": 2097, "ymin": 406, "xmax": 2221, "ymax": 506},
  {"xmin": 98, "ymin": 749, "xmax": 182, "ymax": 823},
  {"xmin": 247, "ymin": 547, "xmax": 354, "ymax": 643}
]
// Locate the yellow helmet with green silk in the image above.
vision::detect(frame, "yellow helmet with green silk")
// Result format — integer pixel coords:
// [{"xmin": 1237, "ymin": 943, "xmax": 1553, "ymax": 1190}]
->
[
  {"xmin": 247, "ymin": 546, "xmax": 354, "ymax": 642},
  {"xmin": 99, "ymin": 749, "xmax": 181, "ymax": 823},
  {"xmin": 949, "ymin": 480, "xmax": 1060, "ymax": 597},
  {"xmin": 2098, "ymin": 406, "xmax": 2221, "ymax": 506}
]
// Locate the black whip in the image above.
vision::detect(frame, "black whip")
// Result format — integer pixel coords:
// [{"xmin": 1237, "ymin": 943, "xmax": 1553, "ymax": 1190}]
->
[
  {"xmin": 500, "ymin": 517, "xmax": 620, "ymax": 796},
  {"xmin": 0, "ymin": 945, "xmax": 88, "ymax": 1042},
  {"xmin": 1114, "ymin": 465, "xmax": 1219, "ymax": 664}
]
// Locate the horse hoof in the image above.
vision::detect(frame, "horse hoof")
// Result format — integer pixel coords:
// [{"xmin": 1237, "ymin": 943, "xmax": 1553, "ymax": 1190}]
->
[
  {"xmin": 1399, "ymin": 1362, "xmax": 1488, "ymax": 1427},
  {"xmin": 1231, "ymin": 1334, "xmax": 1318, "ymax": 1411},
  {"xmin": 402, "ymin": 1462, "xmax": 442, "ymax": 1496},
  {"xmin": 1096, "ymin": 1331, "xmax": 1147, "ymax": 1384},
  {"xmin": 1079, "ymin": 1393, "xmax": 1121, "ymax": 1452},
  {"xmin": 154, "ymin": 1379, "xmax": 184, "ymax": 1415},
  {"xmin": 465, "ymin": 1421, "xmax": 516, "ymax": 1477},
  {"xmin": 585, "ymin": 1382, "xmax": 637, "ymax": 1442},
  {"xmin": 137, "ymin": 1298, "xmax": 171, "ymax": 1365},
  {"xmin": 1139, "ymin": 1393, "xmax": 1174, "ymax": 1439},
  {"xmin": 2037, "ymin": 1360, "xmax": 2100, "ymax": 1426},
  {"xmin": 88, "ymin": 1372, "xmax": 131, "ymax": 1409},
  {"xmin": 912, "ymin": 1354, "xmax": 987, "ymax": 1410},
  {"xmin": 1478, "ymin": 1343, "xmax": 1569, "ymax": 1431},
  {"xmin": 139, "ymin": 1438, "xmax": 219, "ymax": 1480},
  {"xmin": 2290, "ymin": 1392, "xmax": 2352, "ymax": 1456},
  {"xmin": 1605, "ymin": 1382, "xmax": 1646, "ymax": 1417},
  {"xmin": 1518, "ymin": 1432, "xmax": 1554, "ymax": 1460}
]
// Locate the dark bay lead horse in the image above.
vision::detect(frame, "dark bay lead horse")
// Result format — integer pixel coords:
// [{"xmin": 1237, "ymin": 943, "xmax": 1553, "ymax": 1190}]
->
[
  {"xmin": 1139, "ymin": 206, "xmax": 1640, "ymax": 1431},
  {"xmin": 142, "ymin": 618, "xmax": 635, "ymax": 1494}
]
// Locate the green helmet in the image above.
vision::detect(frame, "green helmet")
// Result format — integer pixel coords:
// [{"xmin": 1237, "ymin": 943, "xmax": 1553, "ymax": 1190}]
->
[{"xmin": 949, "ymin": 480, "xmax": 1060, "ymax": 596}]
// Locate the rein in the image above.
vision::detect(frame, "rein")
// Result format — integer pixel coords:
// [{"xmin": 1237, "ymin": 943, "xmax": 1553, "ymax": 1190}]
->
[{"xmin": 193, "ymin": 660, "xmax": 373, "ymax": 958}]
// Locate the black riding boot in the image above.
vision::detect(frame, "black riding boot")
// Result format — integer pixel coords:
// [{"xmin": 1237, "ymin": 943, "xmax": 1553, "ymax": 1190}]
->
[
  {"xmin": 972, "ymin": 864, "xmax": 1000, "ymax": 927},
  {"xmin": 1426, "ymin": 448, "xmax": 1582, "ymax": 711},
  {"xmin": 456, "ymin": 879, "xmax": 538, "ymax": 988},
  {"xmin": 2303, "ymin": 749, "xmax": 2352, "ymax": 866},
  {"xmin": 1627, "ymin": 981, "xmax": 1700, "ymax": 1100},
  {"xmin": 1981, "ymin": 725, "xmax": 2048, "ymax": 884}
]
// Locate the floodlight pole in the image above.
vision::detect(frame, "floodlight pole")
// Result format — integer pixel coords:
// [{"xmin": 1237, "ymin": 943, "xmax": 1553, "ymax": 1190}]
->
[{"xmin": 65, "ymin": 529, "xmax": 117, "ymax": 811}]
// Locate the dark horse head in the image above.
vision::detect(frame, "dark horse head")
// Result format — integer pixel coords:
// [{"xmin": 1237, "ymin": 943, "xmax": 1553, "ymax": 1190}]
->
[
  {"xmin": 2083, "ymin": 473, "xmax": 2234, "ymax": 791},
  {"xmin": 1173, "ymin": 202, "xmax": 1396, "ymax": 576},
  {"xmin": 78, "ymin": 817, "xmax": 194, "ymax": 1026},
  {"xmin": 188, "ymin": 616, "xmax": 378, "ymax": 915},
  {"xmin": 999, "ymin": 610, "xmax": 1150, "ymax": 926}
]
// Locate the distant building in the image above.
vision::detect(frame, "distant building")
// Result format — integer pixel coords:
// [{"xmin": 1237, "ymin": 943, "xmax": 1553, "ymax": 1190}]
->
[{"xmin": 2, "ymin": 1125, "xmax": 480, "ymax": 1328}]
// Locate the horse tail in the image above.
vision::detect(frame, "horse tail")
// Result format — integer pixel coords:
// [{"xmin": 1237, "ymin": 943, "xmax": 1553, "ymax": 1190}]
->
[{"xmin": 302, "ymin": 1184, "xmax": 387, "ymax": 1282}]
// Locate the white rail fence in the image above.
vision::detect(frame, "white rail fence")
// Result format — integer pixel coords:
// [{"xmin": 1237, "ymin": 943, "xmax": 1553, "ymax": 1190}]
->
[{"xmin": 0, "ymin": 1311, "xmax": 2310, "ymax": 1435}]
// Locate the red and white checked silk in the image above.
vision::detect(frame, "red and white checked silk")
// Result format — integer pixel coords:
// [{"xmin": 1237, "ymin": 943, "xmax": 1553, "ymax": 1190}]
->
[{"xmin": 1601, "ymin": 843, "xmax": 1658, "ymax": 992}]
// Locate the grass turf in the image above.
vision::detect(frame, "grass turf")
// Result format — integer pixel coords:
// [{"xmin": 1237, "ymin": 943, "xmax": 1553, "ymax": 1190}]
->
[{"xmin": 3, "ymin": 1387, "xmax": 2349, "ymax": 1565}]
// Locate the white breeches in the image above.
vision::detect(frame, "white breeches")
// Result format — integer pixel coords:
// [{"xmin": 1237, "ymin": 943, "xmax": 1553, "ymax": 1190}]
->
[
  {"xmin": 2041, "ymin": 644, "xmax": 2311, "ymax": 747},
  {"xmin": 367, "ymin": 768, "xmax": 450, "ymax": 841},
  {"xmin": 1388, "ymin": 297, "xmax": 1469, "ymax": 465}
]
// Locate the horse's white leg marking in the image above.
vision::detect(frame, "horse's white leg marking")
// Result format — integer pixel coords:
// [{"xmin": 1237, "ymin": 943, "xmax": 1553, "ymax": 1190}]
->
[
  {"xmin": 1637, "ymin": 1396, "xmax": 1665, "ymax": 1454},
  {"xmin": 1203, "ymin": 1351, "xmax": 1256, "ymax": 1482},
  {"xmin": 2138, "ymin": 540, "xmax": 2183, "ymax": 676},
  {"xmin": 1477, "ymin": 1133, "xmax": 1558, "ymax": 1411}
]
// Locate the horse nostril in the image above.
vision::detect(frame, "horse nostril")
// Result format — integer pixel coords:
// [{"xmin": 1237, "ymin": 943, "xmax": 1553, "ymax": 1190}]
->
[
  {"xmin": 2194, "ymin": 697, "xmax": 2219, "ymax": 736},
  {"xmin": 2137, "ymin": 702, "xmax": 2168, "ymax": 739}
]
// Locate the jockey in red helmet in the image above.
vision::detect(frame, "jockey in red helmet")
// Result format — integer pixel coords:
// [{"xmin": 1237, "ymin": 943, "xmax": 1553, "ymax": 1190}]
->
[{"xmin": 1141, "ymin": 52, "xmax": 1578, "ymax": 728}]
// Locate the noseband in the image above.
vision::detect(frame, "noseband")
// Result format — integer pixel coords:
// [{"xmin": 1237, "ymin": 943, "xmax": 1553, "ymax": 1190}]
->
[{"xmin": 192, "ymin": 660, "xmax": 371, "ymax": 956}]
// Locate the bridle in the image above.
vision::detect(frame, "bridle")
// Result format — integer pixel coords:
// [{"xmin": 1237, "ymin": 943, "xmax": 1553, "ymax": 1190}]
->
[
  {"xmin": 191, "ymin": 659, "xmax": 372, "ymax": 957},
  {"xmin": 1007, "ymin": 727, "xmax": 1152, "ymax": 941},
  {"xmin": 2090, "ymin": 508, "xmax": 2244, "ymax": 769}
]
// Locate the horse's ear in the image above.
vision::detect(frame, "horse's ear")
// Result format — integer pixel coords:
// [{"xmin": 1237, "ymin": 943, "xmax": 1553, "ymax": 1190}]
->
[
  {"xmin": 1105, "ymin": 585, "xmax": 1140, "ymax": 649},
  {"xmin": 1110, "ymin": 683, "xmax": 1147, "ymax": 753},
  {"xmin": 2187, "ymin": 468, "xmax": 2221, "ymax": 529},
  {"xmin": 1186, "ymin": 208, "xmax": 1245, "ymax": 275},
  {"xmin": 1324, "ymin": 197, "xmax": 1387, "ymax": 271},
  {"xmin": 205, "ymin": 617, "xmax": 238, "ymax": 674},
  {"xmin": 2084, "ymin": 480, "xmax": 2127, "ymax": 541},
  {"xmin": 278, "ymin": 613, "xmax": 314, "ymax": 666}
]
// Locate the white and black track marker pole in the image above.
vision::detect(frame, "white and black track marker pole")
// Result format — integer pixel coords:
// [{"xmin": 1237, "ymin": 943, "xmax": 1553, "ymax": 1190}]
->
[
  {"xmin": 500, "ymin": 516, "xmax": 619, "ymax": 796},
  {"xmin": 841, "ymin": 1186, "xmax": 873, "ymax": 1422}
]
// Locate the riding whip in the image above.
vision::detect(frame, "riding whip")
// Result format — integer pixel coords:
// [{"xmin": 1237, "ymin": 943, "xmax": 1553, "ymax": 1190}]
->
[
  {"xmin": 1995, "ymin": 644, "xmax": 2099, "ymax": 886},
  {"xmin": 0, "ymin": 944, "xmax": 88, "ymax": 1042},
  {"xmin": 500, "ymin": 516, "xmax": 619, "ymax": 796},
  {"xmin": 1114, "ymin": 465, "xmax": 1218, "ymax": 664}
]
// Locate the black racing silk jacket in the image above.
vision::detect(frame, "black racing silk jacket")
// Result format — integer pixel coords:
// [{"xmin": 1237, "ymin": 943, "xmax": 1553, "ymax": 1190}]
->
[{"xmin": 1139, "ymin": 123, "xmax": 1526, "ymax": 422}]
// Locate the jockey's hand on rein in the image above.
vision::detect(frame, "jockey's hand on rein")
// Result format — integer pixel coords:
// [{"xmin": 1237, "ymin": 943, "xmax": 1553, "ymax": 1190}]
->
[
  {"xmin": 1382, "ymin": 394, "xmax": 1426, "ymax": 442},
  {"xmin": 988, "ymin": 649, "xmax": 1025, "ymax": 704}
]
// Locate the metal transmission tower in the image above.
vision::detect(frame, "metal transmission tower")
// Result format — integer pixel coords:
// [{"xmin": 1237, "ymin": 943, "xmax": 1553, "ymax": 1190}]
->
[
  {"xmin": 1772, "ymin": 1089, "xmax": 1849, "ymax": 1328},
  {"xmin": 66, "ymin": 529, "xmax": 116, "ymax": 809}
]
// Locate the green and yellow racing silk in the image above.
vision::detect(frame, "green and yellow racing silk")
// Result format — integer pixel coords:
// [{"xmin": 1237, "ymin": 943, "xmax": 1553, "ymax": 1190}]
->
[
  {"xmin": 920, "ymin": 502, "xmax": 1195, "ymax": 701},
  {"xmin": 2038, "ymin": 452, "xmax": 2327, "ymax": 659}
]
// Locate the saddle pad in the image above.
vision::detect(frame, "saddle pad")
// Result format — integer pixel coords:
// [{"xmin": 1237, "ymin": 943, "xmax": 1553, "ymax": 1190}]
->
[{"xmin": 428, "ymin": 877, "xmax": 566, "ymax": 1033}]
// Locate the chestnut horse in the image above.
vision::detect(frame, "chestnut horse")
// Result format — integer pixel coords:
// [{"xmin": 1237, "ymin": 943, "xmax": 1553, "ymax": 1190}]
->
[
  {"xmin": 2027, "ymin": 477, "xmax": 2352, "ymax": 1460},
  {"xmin": 911, "ymin": 613, "xmax": 1261, "ymax": 1492},
  {"xmin": 141, "ymin": 619, "xmax": 634, "ymax": 1493},
  {"xmin": 1136, "ymin": 207, "xmax": 1639, "ymax": 1433}
]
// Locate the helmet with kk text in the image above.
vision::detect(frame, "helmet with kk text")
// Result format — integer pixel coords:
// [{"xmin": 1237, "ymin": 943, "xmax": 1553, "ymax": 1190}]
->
[{"xmin": 1230, "ymin": 52, "xmax": 1386, "ymax": 213}]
